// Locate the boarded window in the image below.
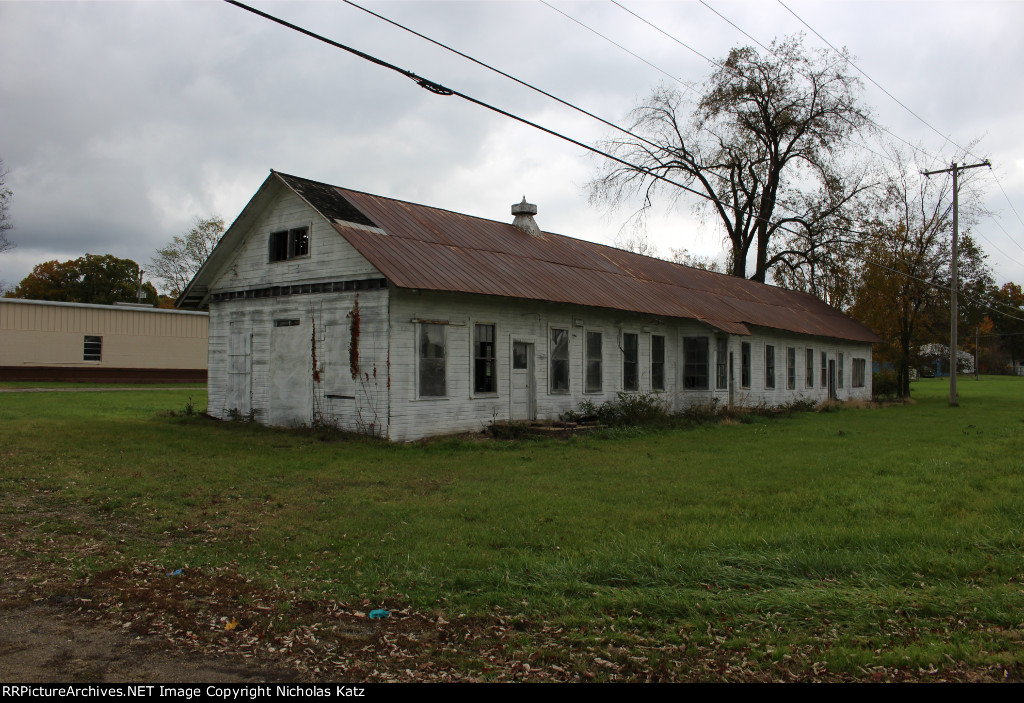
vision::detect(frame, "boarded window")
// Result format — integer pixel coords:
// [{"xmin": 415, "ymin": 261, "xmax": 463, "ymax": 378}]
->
[
  {"xmin": 586, "ymin": 331, "xmax": 602, "ymax": 393},
  {"xmin": 805, "ymin": 348, "xmax": 814, "ymax": 388},
  {"xmin": 787, "ymin": 347, "xmax": 796, "ymax": 390},
  {"xmin": 741, "ymin": 342, "xmax": 751, "ymax": 388},
  {"xmin": 765, "ymin": 345, "xmax": 776, "ymax": 389},
  {"xmin": 269, "ymin": 226, "xmax": 310, "ymax": 262},
  {"xmin": 83, "ymin": 336, "xmax": 102, "ymax": 361},
  {"xmin": 623, "ymin": 333, "xmax": 639, "ymax": 391},
  {"xmin": 550, "ymin": 328, "xmax": 569, "ymax": 393},
  {"xmin": 419, "ymin": 324, "xmax": 446, "ymax": 397},
  {"xmin": 651, "ymin": 335, "xmax": 665, "ymax": 391},
  {"xmin": 474, "ymin": 324, "xmax": 496, "ymax": 394},
  {"xmin": 716, "ymin": 337, "xmax": 728, "ymax": 389},
  {"xmin": 683, "ymin": 336, "xmax": 709, "ymax": 390}
]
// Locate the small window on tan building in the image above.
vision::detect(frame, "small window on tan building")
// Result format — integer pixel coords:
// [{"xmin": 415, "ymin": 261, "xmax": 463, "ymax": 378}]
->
[{"xmin": 84, "ymin": 336, "xmax": 102, "ymax": 361}]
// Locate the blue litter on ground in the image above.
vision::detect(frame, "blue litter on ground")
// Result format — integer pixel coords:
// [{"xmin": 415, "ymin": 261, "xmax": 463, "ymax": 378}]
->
[{"xmin": 368, "ymin": 609, "xmax": 390, "ymax": 620}]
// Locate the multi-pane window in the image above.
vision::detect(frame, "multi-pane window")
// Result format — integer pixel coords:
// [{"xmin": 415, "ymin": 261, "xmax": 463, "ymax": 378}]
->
[
  {"xmin": 623, "ymin": 333, "xmax": 639, "ymax": 391},
  {"xmin": 765, "ymin": 345, "xmax": 776, "ymax": 389},
  {"xmin": 716, "ymin": 338, "xmax": 728, "ymax": 389},
  {"xmin": 269, "ymin": 226, "xmax": 310, "ymax": 262},
  {"xmin": 418, "ymin": 323, "xmax": 446, "ymax": 397},
  {"xmin": 820, "ymin": 351, "xmax": 827, "ymax": 387},
  {"xmin": 683, "ymin": 336, "xmax": 709, "ymax": 389},
  {"xmin": 550, "ymin": 328, "xmax": 569, "ymax": 393},
  {"xmin": 586, "ymin": 331, "xmax": 602, "ymax": 393},
  {"xmin": 651, "ymin": 335, "xmax": 666, "ymax": 391},
  {"xmin": 741, "ymin": 342, "xmax": 751, "ymax": 388},
  {"xmin": 852, "ymin": 358, "xmax": 866, "ymax": 387},
  {"xmin": 787, "ymin": 347, "xmax": 796, "ymax": 390},
  {"xmin": 474, "ymin": 324, "xmax": 496, "ymax": 394},
  {"xmin": 805, "ymin": 348, "xmax": 814, "ymax": 388},
  {"xmin": 838, "ymin": 353, "xmax": 845, "ymax": 389},
  {"xmin": 83, "ymin": 336, "xmax": 102, "ymax": 361}
]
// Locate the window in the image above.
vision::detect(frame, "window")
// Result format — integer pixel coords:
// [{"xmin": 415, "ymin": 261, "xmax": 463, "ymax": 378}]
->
[
  {"xmin": 838, "ymin": 353, "xmax": 845, "ymax": 389},
  {"xmin": 83, "ymin": 336, "xmax": 102, "ymax": 361},
  {"xmin": 821, "ymin": 351, "xmax": 827, "ymax": 387},
  {"xmin": 269, "ymin": 226, "xmax": 310, "ymax": 262},
  {"xmin": 586, "ymin": 331, "xmax": 602, "ymax": 393},
  {"xmin": 418, "ymin": 323, "xmax": 446, "ymax": 397},
  {"xmin": 474, "ymin": 324, "xmax": 496, "ymax": 394},
  {"xmin": 550, "ymin": 328, "xmax": 569, "ymax": 393},
  {"xmin": 852, "ymin": 358, "xmax": 866, "ymax": 387},
  {"xmin": 741, "ymin": 342, "xmax": 751, "ymax": 388},
  {"xmin": 805, "ymin": 348, "xmax": 814, "ymax": 388},
  {"xmin": 513, "ymin": 342, "xmax": 529, "ymax": 370},
  {"xmin": 716, "ymin": 338, "xmax": 728, "ymax": 389},
  {"xmin": 623, "ymin": 333, "xmax": 639, "ymax": 391},
  {"xmin": 765, "ymin": 345, "xmax": 776, "ymax": 389},
  {"xmin": 651, "ymin": 335, "xmax": 665, "ymax": 391},
  {"xmin": 683, "ymin": 336, "xmax": 709, "ymax": 389},
  {"xmin": 787, "ymin": 347, "xmax": 796, "ymax": 390}
]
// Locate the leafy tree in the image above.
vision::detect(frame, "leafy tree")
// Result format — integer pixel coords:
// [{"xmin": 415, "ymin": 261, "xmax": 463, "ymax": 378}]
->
[
  {"xmin": 849, "ymin": 147, "xmax": 990, "ymax": 397},
  {"xmin": 0, "ymin": 158, "xmax": 13, "ymax": 254},
  {"xmin": 6, "ymin": 254, "xmax": 158, "ymax": 305},
  {"xmin": 588, "ymin": 35, "xmax": 873, "ymax": 283},
  {"xmin": 150, "ymin": 216, "xmax": 224, "ymax": 298},
  {"xmin": 985, "ymin": 282, "xmax": 1024, "ymax": 372}
]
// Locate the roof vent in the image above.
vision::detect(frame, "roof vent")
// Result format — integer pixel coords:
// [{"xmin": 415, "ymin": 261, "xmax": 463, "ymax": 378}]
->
[{"xmin": 511, "ymin": 197, "xmax": 541, "ymax": 237}]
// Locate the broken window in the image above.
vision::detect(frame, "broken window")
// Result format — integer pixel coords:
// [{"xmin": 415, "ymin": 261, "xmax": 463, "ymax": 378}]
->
[
  {"xmin": 586, "ymin": 331, "xmax": 602, "ymax": 393},
  {"xmin": 269, "ymin": 226, "xmax": 310, "ymax": 262},
  {"xmin": 623, "ymin": 332, "xmax": 639, "ymax": 391},
  {"xmin": 550, "ymin": 328, "xmax": 569, "ymax": 393},
  {"xmin": 683, "ymin": 336, "xmax": 709, "ymax": 390},
  {"xmin": 787, "ymin": 347, "xmax": 796, "ymax": 390},
  {"xmin": 765, "ymin": 344, "xmax": 776, "ymax": 389},
  {"xmin": 651, "ymin": 335, "xmax": 665, "ymax": 391},
  {"xmin": 83, "ymin": 336, "xmax": 102, "ymax": 361},
  {"xmin": 474, "ymin": 324, "xmax": 496, "ymax": 394},
  {"xmin": 419, "ymin": 323, "xmax": 446, "ymax": 397}
]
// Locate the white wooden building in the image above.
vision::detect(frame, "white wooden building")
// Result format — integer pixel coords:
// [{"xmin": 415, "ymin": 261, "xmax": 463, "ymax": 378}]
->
[{"xmin": 179, "ymin": 171, "xmax": 879, "ymax": 441}]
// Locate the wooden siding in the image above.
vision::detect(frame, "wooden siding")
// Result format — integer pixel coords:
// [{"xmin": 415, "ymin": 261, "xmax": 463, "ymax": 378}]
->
[
  {"xmin": 207, "ymin": 189, "xmax": 382, "ymax": 294},
  {"xmin": 385, "ymin": 290, "xmax": 873, "ymax": 441}
]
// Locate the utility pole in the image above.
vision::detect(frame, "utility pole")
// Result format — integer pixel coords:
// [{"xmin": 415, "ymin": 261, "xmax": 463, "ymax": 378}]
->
[{"xmin": 922, "ymin": 160, "xmax": 990, "ymax": 407}]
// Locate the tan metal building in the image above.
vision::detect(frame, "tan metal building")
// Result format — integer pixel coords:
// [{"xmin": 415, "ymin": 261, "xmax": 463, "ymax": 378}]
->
[{"xmin": 0, "ymin": 298, "xmax": 208, "ymax": 382}]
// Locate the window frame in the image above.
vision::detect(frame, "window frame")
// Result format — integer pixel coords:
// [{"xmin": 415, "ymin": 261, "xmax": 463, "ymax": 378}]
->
[
  {"xmin": 852, "ymin": 358, "xmax": 866, "ymax": 388},
  {"xmin": 622, "ymin": 332, "xmax": 639, "ymax": 391},
  {"xmin": 651, "ymin": 334, "xmax": 666, "ymax": 391},
  {"xmin": 472, "ymin": 322, "xmax": 497, "ymax": 396},
  {"xmin": 805, "ymin": 348, "xmax": 814, "ymax": 388},
  {"xmin": 683, "ymin": 336, "xmax": 710, "ymax": 390},
  {"xmin": 715, "ymin": 337, "xmax": 728, "ymax": 390},
  {"xmin": 765, "ymin": 344, "xmax": 776, "ymax": 389},
  {"xmin": 585, "ymin": 329, "xmax": 603, "ymax": 394},
  {"xmin": 549, "ymin": 326, "xmax": 570, "ymax": 394},
  {"xmin": 268, "ymin": 225, "xmax": 311, "ymax": 263},
  {"xmin": 417, "ymin": 322, "xmax": 447, "ymax": 399},
  {"xmin": 838, "ymin": 352, "xmax": 845, "ymax": 389},
  {"xmin": 787, "ymin": 346, "xmax": 796, "ymax": 390},
  {"xmin": 741, "ymin": 342, "xmax": 751, "ymax": 389},
  {"xmin": 820, "ymin": 351, "xmax": 828, "ymax": 387}
]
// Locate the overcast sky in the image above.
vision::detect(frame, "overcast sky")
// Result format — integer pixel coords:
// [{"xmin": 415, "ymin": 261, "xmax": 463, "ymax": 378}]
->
[{"xmin": 2, "ymin": 0, "xmax": 1023, "ymax": 295}]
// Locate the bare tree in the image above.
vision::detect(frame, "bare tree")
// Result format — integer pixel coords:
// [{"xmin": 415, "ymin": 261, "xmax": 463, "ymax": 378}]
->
[
  {"xmin": 150, "ymin": 216, "xmax": 225, "ymax": 298},
  {"xmin": 589, "ymin": 35, "xmax": 874, "ymax": 283},
  {"xmin": 0, "ymin": 158, "xmax": 13, "ymax": 254}
]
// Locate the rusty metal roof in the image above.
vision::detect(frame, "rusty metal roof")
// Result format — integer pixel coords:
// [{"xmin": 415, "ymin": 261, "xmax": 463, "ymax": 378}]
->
[{"xmin": 274, "ymin": 172, "xmax": 879, "ymax": 343}]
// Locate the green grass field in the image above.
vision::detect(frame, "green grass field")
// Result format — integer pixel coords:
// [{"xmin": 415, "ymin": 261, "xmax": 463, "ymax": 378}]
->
[{"xmin": 1, "ymin": 377, "xmax": 1021, "ymax": 681}]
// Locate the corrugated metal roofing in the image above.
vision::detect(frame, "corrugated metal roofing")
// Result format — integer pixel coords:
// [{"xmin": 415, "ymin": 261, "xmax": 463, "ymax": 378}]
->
[{"xmin": 274, "ymin": 171, "xmax": 879, "ymax": 343}]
